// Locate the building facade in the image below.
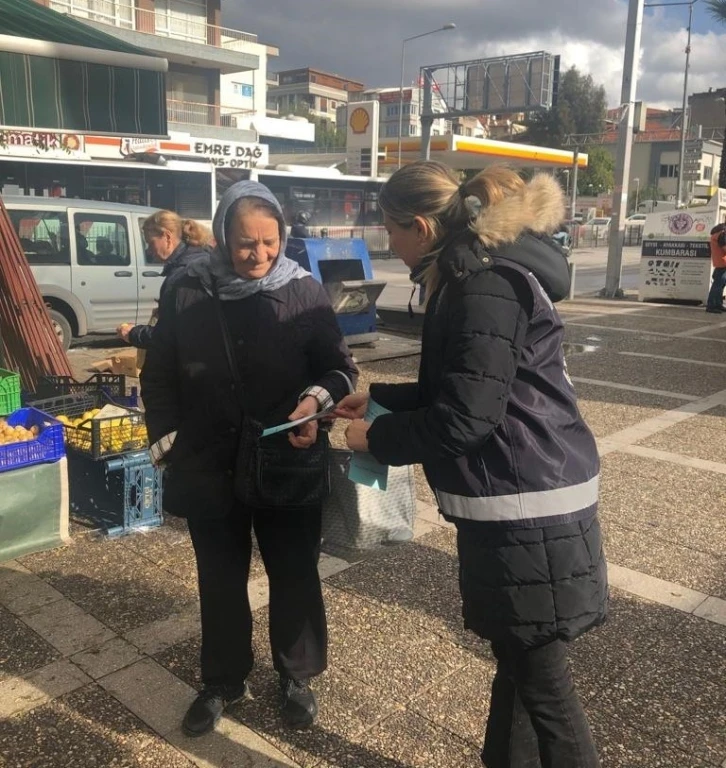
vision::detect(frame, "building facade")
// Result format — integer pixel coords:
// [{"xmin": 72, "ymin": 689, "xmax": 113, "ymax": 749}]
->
[
  {"xmin": 33, "ymin": 0, "xmax": 312, "ymax": 147},
  {"xmin": 689, "ymin": 88, "xmax": 726, "ymax": 137},
  {"xmin": 268, "ymin": 68, "xmax": 365, "ymax": 127}
]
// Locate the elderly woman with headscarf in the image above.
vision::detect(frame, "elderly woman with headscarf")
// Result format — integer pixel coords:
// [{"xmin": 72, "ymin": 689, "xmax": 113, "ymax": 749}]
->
[{"xmin": 140, "ymin": 181, "xmax": 357, "ymax": 736}]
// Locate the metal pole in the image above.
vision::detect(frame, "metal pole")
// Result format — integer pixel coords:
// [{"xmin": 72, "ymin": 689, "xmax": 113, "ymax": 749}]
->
[
  {"xmin": 676, "ymin": 1, "xmax": 693, "ymax": 208},
  {"xmin": 397, "ymin": 41, "xmax": 406, "ymax": 169},
  {"xmin": 420, "ymin": 68, "xmax": 434, "ymax": 160},
  {"xmin": 570, "ymin": 148, "xmax": 579, "ymax": 222},
  {"xmin": 603, "ymin": 0, "xmax": 644, "ymax": 298}
]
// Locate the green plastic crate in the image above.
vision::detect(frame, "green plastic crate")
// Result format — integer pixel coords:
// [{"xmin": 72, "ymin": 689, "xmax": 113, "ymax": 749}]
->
[{"xmin": 0, "ymin": 369, "xmax": 21, "ymax": 417}]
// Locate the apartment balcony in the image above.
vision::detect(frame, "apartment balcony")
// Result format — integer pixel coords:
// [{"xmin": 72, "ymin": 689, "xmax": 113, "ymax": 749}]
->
[
  {"xmin": 48, "ymin": 0, "xmax": 263, "ymax": 74},
  {"xmin": 167, "ymin": 99, "xmax": 255, "ymax": 126},
  {"xmin": 267, "ymin": 71, "xmax": 279, "ymax": 86}
]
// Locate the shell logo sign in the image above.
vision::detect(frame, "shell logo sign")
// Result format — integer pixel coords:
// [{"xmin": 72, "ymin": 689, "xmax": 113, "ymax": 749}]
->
[{"xmin": 349, "ymin": 107, "xmax": 371, "ymax": 135}]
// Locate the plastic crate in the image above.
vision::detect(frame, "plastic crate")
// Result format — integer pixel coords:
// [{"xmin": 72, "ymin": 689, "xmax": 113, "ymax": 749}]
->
[
  {"xmin": 0, "ymin": 407, "xmax": 65, "ymax": 473},
  {"xmin": 61, "ymin": 402, "xmax": 148, "ymax": 460},
  {"xmin": 28, "ymin": 374, "xmax": 138, "ymax": 408},
  {"xmin": 68, "ymin": 450, "xmax": 162, "ymax": 536},
  {"xmin": 0, "ymin": 369, "xmax": 21, "ymax": 417}
]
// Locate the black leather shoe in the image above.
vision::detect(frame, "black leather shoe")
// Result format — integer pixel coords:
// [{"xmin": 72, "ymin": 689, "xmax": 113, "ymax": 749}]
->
[
  {"xmin": 279, "ymin": 676, "xmax": 318, "ymax": 729},
  {"xmin": 182, "ymin": 684, "xmax": 247, "ymax": 737}
]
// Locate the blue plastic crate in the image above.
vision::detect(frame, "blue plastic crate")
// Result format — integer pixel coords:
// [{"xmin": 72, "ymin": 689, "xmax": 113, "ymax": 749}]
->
[
  {"xmin": 27, "ymin": 374, "xmax": 138, "ymax": 408},
  {"xmin": 0, "ymin": 407, "xmax": 65, "ymax": 474}
]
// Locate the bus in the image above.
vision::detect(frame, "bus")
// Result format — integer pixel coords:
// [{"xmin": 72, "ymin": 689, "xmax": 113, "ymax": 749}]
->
[{"xmin": 216, "ymin": 165, "xmax": 390, "ymax": 255}]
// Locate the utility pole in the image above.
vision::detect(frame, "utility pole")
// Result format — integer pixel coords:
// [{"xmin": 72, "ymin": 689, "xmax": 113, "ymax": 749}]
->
[
  {"xmin": 603, "ymin": 0, "xmax": 644, "ymax": 298},
  {"xmin": 676, "ymin": 1, "xmax": 694, "ymax": 207}
]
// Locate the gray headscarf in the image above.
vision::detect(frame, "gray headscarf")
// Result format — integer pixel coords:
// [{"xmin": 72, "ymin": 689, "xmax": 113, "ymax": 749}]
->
[{"xmin": 187, "ymin": 180, "xmax": 310, "ymax": 300}]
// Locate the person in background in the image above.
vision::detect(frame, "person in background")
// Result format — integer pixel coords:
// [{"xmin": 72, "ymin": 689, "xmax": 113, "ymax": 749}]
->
[
  {"xmin": 336, "ymin": 161, "xmax": 605, "ymax": 768},
  {"xmin": 290, "ymin": 210, "xmax": 312, "ymax": 238},
  {"xmin": 117, "ymin": 211, "xmax": 212, "ymax": 347},
  {"xmin": 140, "ymin": 181, "xmax": 357, "ymax": 736},
  {"xmin": 706, "ymin": 222, "xmax": 726, "ymax": 313}
]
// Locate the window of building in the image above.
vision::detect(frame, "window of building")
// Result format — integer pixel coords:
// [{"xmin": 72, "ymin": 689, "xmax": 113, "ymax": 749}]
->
[
  {"xmin": 231, "ymin": 82, "xmax": 254, "ymax": 98},
  {"xmin": 50, "ymin": 0, "xmax": 133, "ymax": 29},
  {"xmin": 8, "ymin": 210, "xmax": 70, "ymax": 265},
  {"xmin": 703, "ymin": 165, "xmax": 713, "ymax": 181},
  {"xmin": 659, "ymin": 164, "xmax": 679, "ymax": 178},
  {"xmin": 73, "ymin": 213, "xmax": 130, "ymax": 266},
  {"xmin": 320, "ymin": 97, "xmax": 328, "ymax": 112},
  {"xmin": 385, "ymin": 124, "xmax": 398, "ymax": 137},
  {"xmin": 155, "ymin": 0, "xmax": 207, "ymax": 43},
  {"xmin": 409, "ymin": 125, "xmax": 417, "ymax": 135}
]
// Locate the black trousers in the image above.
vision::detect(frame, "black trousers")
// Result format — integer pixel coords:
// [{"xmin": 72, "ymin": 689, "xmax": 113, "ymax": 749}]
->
[
  {"xmin": 481, "ymin": 639, "xmax": 600, "ymax": 768},
  {"xmin": 187, "ymin": 504, "xmax": 327, "ymax": 688}
]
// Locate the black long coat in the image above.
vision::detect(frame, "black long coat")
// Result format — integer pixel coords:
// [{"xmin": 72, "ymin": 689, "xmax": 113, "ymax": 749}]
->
[{"xmin": 140, "ymin": 274, "xmax": 357, "ymax": 519}]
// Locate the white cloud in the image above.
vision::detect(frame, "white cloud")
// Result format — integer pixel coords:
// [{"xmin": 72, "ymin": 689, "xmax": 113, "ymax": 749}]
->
[{"xmin": 224, "ymin": 0, "xmax": 726, "ymax": 109}]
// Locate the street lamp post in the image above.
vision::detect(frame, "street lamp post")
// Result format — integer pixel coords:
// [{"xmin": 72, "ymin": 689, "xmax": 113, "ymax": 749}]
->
[{"xmin": 397, "ymin": 22, "xmax": 456, "ymax": 169}]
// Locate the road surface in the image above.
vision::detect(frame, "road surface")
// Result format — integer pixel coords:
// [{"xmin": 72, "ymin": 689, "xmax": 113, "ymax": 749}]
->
[{"xmin": 373, "ymin": 246, "xmax": 643, "ymax": 307}]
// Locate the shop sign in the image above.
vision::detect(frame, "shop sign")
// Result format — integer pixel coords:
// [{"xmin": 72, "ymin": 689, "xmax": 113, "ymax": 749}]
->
[
  {"xmin": 641, "ymin": 209, "xmax": 716, "ymax": 239},
  {"xmin": 639, "ymin": 238, "xmax": 711, "ymax": 302},
  {"xmin": 0, "ymin": 130, "xmax": 86, "ymax": 158},
  {"xmin": 191, "ymin": 140, "xmax": 268, "ymax": 168}
]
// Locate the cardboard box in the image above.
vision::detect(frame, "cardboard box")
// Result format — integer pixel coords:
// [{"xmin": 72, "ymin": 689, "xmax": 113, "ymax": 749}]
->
[{"xmin": 90, "ymin": 350, "xmax": 140, "ymax": 378}]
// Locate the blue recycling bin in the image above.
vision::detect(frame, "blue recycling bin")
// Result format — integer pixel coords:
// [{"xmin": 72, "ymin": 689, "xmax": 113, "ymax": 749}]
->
[{"xmin": 286, "ymin": 238, "xmax": 386, "ymax": 345}]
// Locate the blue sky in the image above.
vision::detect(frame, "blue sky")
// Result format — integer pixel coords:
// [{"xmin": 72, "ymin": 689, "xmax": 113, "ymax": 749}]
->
[{"xmin": 224, "ymin": 1, "xmax": 725, "ymax": 111}]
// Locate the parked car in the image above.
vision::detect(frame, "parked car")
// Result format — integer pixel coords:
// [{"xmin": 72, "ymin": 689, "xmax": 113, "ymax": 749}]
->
[
  {"xmin": 625, "ymin": 213, "xmax": 647, "ymax": 226},
  {"xmin": 4, "ymin": 196, "xmax": 161, "ymax": 350},
  {"xmin": 580, "ymin": 217, "xmax": 612, "ymax": 242}
]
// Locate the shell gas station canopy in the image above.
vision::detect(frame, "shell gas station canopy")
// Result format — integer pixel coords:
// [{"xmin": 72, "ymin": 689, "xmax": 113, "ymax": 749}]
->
[{"xmin": 379, "ymin": 134, "xmax": 589, "ymax": 172}]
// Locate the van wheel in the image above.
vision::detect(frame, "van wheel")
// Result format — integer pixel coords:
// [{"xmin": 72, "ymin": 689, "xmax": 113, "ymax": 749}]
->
[{"xmin": 48, "ymin": 309, "xmax": 72, "ymax": 351}]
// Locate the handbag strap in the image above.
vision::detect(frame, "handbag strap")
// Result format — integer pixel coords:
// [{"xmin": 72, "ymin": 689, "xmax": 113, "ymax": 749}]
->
[
  {"xmin": 327, "ymin": 369, "xmax": 355, "ymax": 397},
  {"xmin": 211, "ymin": 278, "xmax": 247, "ymax": 415}
]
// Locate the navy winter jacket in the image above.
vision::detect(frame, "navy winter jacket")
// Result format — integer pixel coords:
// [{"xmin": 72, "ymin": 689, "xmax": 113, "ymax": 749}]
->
[{"xmin": 367, "ymin": 175, "xmax": 607, "ymax": 648}]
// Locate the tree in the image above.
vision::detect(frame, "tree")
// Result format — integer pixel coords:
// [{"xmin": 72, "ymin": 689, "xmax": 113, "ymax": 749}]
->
[
  {"xmin": 288, "ymin": 105, "xmax": 346, "ymax": 150},
  {"xmin": 577, "ymin": 146, "xmax": 614, "ymax": 196},
  {"xmin": 705, "ymin": 0, "xmax": 726, "ymax": 188},
  {"xmin": 524, "ymin": 66, "xmax": 607, "ymax": 149}
]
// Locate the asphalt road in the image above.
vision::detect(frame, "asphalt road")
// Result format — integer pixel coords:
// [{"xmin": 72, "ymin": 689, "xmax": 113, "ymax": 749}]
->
[{"xmin": 572, "ymin": 263, "xmax": 640, "ymax": 295}]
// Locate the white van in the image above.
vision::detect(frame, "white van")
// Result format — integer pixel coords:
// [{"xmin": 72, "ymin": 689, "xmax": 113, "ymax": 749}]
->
[{"xmin": 4, "ymin": 197, "xmax": 166, "ymax": 349}]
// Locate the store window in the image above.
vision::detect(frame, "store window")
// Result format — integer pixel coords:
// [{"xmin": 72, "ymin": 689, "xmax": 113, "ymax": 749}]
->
[
  {"xmin": 73, "ymin": 213, "xmax": 130, "ymax": 266},
  {"xmin": 8, "ymin": 210, "xmax": 70, "ymax": 265}
]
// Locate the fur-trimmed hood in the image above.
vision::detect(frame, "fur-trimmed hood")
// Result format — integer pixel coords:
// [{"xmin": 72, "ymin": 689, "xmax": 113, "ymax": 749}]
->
[{"xmin": 474, "ymin": 173, "xmax": 565, "ymax": 248}]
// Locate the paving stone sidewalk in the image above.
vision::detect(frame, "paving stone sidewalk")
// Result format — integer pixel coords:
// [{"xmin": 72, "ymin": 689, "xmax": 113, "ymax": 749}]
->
[{"xmin": 2, "ymin": 298, "xmax": 726, "ymax": 768}]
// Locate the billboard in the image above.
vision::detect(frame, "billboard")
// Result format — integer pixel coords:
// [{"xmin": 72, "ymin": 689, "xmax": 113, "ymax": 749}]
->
[
  {"xmin": 419, "ymin": 51, "xmax": 559, "ymax": 119},
  {"xmin": 464, "ymin": 52, "xmax": 558, "ymax": 115}
]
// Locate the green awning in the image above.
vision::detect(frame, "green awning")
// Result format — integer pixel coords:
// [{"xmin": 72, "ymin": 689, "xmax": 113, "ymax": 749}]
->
[{"xmin": 0, "ymin": 0, "xmax": 168, "ymax": 137}]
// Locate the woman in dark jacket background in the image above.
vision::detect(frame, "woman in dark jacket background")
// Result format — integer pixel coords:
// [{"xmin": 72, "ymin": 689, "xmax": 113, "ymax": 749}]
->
[
  {"xmin": 117, "ymin": 210, "xmax": 212, "ymax": 348},
  {"xmin": 141, "ymin": 181, "xmax": 357, "ymax": 736},
  {"xmin": 336, "ymin": 162, "xmax": 606, "ymax": 768}
]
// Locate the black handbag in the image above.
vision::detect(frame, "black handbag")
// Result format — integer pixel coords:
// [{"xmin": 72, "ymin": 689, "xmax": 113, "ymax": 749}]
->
[{"xmin": 212, "ymin": 283, "xmax": 340, "ymax": 510}]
